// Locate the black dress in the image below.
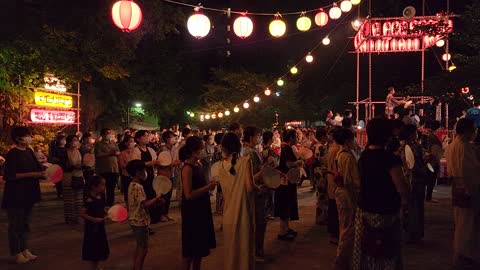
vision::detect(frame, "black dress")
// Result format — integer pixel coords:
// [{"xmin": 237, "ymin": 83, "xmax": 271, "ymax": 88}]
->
[
  {"xmin": 82, "ymin": 194, "xmax": 109, "ymax": 261},
  {"xmin": 181, "ymin": 163, "xmax": 216, "ymax": 257},
  {"xmin": 274, "ymin": 144, "xmax": 299, "ymax": 221},
  {"xmin": 139, "ymin": 148, "xmax": 161, "ymax": 224}
]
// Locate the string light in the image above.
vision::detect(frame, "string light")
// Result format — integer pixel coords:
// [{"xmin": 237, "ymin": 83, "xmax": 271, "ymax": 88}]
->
[
  {"xmin": 243, "ymin": 102, "xmax": 250, "ymax": 108},
  {"xmin": 234, "ymin": 106, "xmax": 240, "ymax": 113},
  {"xmin": 436, "ymin": 39, "xmax": 445, "ymax": 47},
  {"xmin": 253, "ymin": 96, "xmax": 260, "ymax": 102},
  {"xmin": 277, "ymin": 79, "xmax": 284, "ymax": 86},
  {"xmin": 305, "ymin": 54, "xmax": 314, "ymax": 63},
  {"xmin": 442, "ymin": 53, "xmax": 451, "ymax": 61},
  {"xmin": 350, "ymin": 0, "xmax": 362, "ymax": 5},
  {"xmin": 211, "ymin": 113, "xmax": 216, "ymax": 119},
  {"xmin": 290, "ymin": 67, "xmax": 298, "ymax": 74},
  {"xmin": 205, "ymin": 114, "xmax": 211, "ymax": 119},
  {"xmin": 218, "ymin": 112, "xmax": 223, "ymax": 118},
  {"xmin": 352, "ymin": 19, "xmax": 361, "ymax": 31},
  {"xmin": 225, "ymin": 110, "xmax": 231, "ymax": 116},
  {"xmin": 189, "ymin": 112, "xmax": 195, "ymax": 117},
  {"xmin": 187, "ymin": 10, "xmax": 211, "ymax": 39},
  {"xmin": 264, "ymin": 88, "xmax": 272, "ymax": 96},
  {"xmin": 322, "ymin": 36, "xmax": 331, "ymax": 45},
  {"xmin": 329, "ymin": 3, "xmax": 342, "ymax": 20},
  {"xmin": 340, "ymin": 0, "xmax": 352, "ymax": 12},
  {"xmin": 269, "ymin": 16, "xmax": 286, "ymax": 38},
  {"xmin": 275, "ymin": 92, "xmax": 281, "ymax": 97}
]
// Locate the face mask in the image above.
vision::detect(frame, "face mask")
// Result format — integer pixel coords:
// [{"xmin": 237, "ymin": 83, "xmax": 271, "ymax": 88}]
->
[
  {"xmin": 60, "ymin": 139, "xmax": 67, "ymax": 146},
  {"xmin": 198, "ymin": 150, "xmax": 207, "ymax": 160},
  {"xmin": 22, "ymin": 136, "xmax": 33, "ymax": 145},
  {"xmin": 72, "ymin": 141, "xmax": 81, "ymax": 148},
  {"xmin": 169, "ymin": 137, "xmax": 177, "ymax": 145},
  {"xmin": 129, "ymin": 143, "xmax": 136, "ymax": 149},
  {"xmin": 105, "ymin": 134, "xmax": 113, "ymax": 141}
]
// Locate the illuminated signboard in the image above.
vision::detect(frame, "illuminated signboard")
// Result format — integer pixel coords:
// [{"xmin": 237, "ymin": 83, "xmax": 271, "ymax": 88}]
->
[
  {"xmin": 30, "ymin": 109, "xmax": 75, "ymax": 124},
  {"xmin": 354, "ymin": 16, "xmax": 453, "ymax": 53},
  {"xmin": 44, "ymin": 74, "xmax": 67, "ymax": 92},
  {"xmin": 285, "ymin": 121, "xmax": 305, "ymax": 127},
  {"xmin": 34, "ymin": 91, "xmax": 73, "ymax": 108}
]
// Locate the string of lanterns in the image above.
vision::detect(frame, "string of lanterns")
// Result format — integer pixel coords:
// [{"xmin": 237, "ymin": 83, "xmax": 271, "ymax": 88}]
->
[
  {"xmin": 110, "ymin": 0, "xmax": 362, "ymax": 37},
  {"xmin": 188, "ymin": 12, "xmax": 356, "ymax": 121}
]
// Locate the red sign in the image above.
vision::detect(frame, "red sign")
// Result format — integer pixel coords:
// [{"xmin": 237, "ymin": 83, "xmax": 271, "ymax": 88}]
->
[
  {"xmin": 354, "ymin": 16, "xmax": 453, "ymax": 53},
  {"xmin": 30, "ymin": 109, "xmax": 76, "ymax": 124}
]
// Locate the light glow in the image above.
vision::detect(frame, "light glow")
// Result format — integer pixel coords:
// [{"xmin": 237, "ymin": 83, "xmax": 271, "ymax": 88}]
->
[
  {"xmin": 306, "ymin": 54, "xmax": 314, "ymax": 63},
  {"xmin": 290, "ymin": 67, "xmax": 298, "ymax": 74},
  {"xmin": 243, "ymin": 102, "xmax": 250, "ymax": 109},
  {"xmin": 34, "ymin": 91, "xmax": 73, "ymax": 108},
  {"xmin": 233, "ymin": 15, "xmax": 253, "ymax": 39},
  {"xmin": 269, "ymin": 18, "xmax": 287, "ymax": 38},
  {"xmin": 111, "ymin": 0, "xmax": 143, "ymax": 32},
  {"xmin": 187, "ymin": 11, "xmax": 211, "ymax": 39},
  {"xmin": 30, "ymin": 109, "xmax": 75, "ymax": 124},
  {"xmin": 253, "ymin": 96, "xmax": 260, "ymax": 103}
]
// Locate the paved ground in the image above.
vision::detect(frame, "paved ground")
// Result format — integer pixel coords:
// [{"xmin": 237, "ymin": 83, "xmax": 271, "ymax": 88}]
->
[{"xmin": 0, "ymin": 181, "xmax": 455, "ymax": 270}]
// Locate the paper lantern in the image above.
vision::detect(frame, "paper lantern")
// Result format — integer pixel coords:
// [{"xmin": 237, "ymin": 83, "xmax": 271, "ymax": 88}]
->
[
  {"xmin": 111, "ymin": 0, "xmax": 143, "ymax": 32},
  {"xmin": 329, "ymin": 4, "xmax": 342, "ymax": 20},
  {"xmin": 225, "ymin": 110, "xmax": 231, "ymax": 116},
  {"xmin": 264, "ymin": 88, "xmax": 272, "ymax": 96},
  {"xmin": 253, "ymin": 96, "xmax": 260, "ymax": 103},
  {"xmin": 315, "ymin": 9, "xmax": 329, "ymax": 26},
  {"xmin": 436, "ymin": 39, "xmax": 445, "ymax": 47},
  {"xmin": 340, "ymin": 1, "xmax": 353, "ymax": 12},
  {"xmin": 205, "ymin": 114, "xmax": 211, "ymax": 120},
  {"xmin": 234, "ymin": 106, "xmax": 240, "ymax": 113},
  {"xmin": 233, "ymin": 15, "xmax": 253, "ymax": 39},
  {"xmin": 269, "ymin": 18, "xmax": 286, "ymax": 38},
  {"xmin": 322, "ymin": 36, "xmax": 331, "ymax": 45},
  {"xmin": 351, "ymin": 0, "xmax": 362, "ymax": 5},
  {"xmin": 442, "ymin": 53, "xmax": 451, "ymax": 61},
  {"xmin": 218, "ymin": 112, "xmax": 223, "ymax": 118},
  {"xmin": 243, "ymin": 102, "xmax": 250, "ymax": 109},
  {"xmin": 187, "ymin": 11, "xmax": 211, "ymax": 39},
  {"xmin": 305, "ymin": 54, "xmax": 314, "ymax": 63},
  {"xmin": 277, "ymin": 79, "xmax": 284, "ymax": 86},
  {"xmin": 296, "ymin": 16, "xmax": 312, "ymax": 32},
  {"xmin": 352, "ymin": 19, "xmax": 361, "ymax": 31},
  {"xmin": 189, "ymin": 112, "xmax": 195, "ymax": 117},
  {"xmin": 290, "ymin": 67, "xmax": 298, "ymax": 74},
  {"xmin": 200, "ymin": 115, "xmax": 205, "ymax": 121},
  {"xmin": 211, "ymin": 113, "xmax": 216, "ymax": 119}
]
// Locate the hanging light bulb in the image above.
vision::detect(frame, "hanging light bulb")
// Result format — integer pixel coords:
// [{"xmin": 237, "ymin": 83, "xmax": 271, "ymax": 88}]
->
[
  {"xmin": 264, "ymin": 88, "xmax": 272, "ymax": 96},
  {"xmin": 233, "ymin": 14, "xmax": 254, "ymax": 39},
  {"xmin": 329, "ymin": 3, "xmax": 342, "ymax": 20},
  {"xmin": 322, "ymin": 36, "xmax": 331, "ymax": 45},
  {"xmin": 211, "ymin": 113, "xmax": 216, "ymax": 119},
  {"xmin": 200, "ymin": 115, "xmax": 205, "ymax": 122},
  {"xmin": 253, "ymin": 96, "xmax": 260, "ymax": 103},
  {"xmin": 218, "ymin": 112, "xmax": 223, "ymax": 118},
  {"xmin": 315, "ymin": 9, "xmax": 329, "ymax": 27},
  {"xmin": 275, "ymin": 92, "xmax": 281, "ymax": 97},
  {"xmin": 442, "ymin": 53, "xmax": 451, "ymax": 61},
  {"xmin": 296, "ymin": 14, "xmax": 312, "ymax": 32},
  {"xmin": 436, "ymin": 39, "xmax": 445, "ymax": 47},
  {"xmin": 243, "ymin": 102, "xmax": 250, "ymax": 109},
  {"xmin": 305, "ymin": 54, "xmax": 314, "ymax": 63},
  {"xmin": 350, "ymin": 0, "xmax": 362, "ymax": 5},
  {"xmin": 340, "ymin": 0, "xmax": 353, "ymax": 12},
  {"xmin": 187, "ymin": 9, "xmax": 211, "ymax": 39},
  {"xmin": 352, "ymin": 19, "xmax": 362, "ymax": 31},
  {"xmin": 290, "ymin": 67, "xmax": 298, "ymax": 74},
  {"xmin": 189, "ymin": 112, "xmax": 195, "ymax": 117},
  {"xmin": 234, "ymin": 106, "xmax": 240, "ymax": 113},
  {"xmin": 277, "ymin": 79, "xmax": 284, "ymax": 86},
  {"xmin": 205, "ymin": 114, "xmax": 211, "ymax": 120},
  {"xmin": 225, "ymin": 110, "xmax": 231, "ymax": 116},
  {"xmin": 269, "ymin": 15, "xmax": 286, "ymax": 38}
]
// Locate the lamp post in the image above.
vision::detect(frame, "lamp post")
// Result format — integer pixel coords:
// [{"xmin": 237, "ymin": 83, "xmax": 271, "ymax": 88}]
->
[{"xmin": 127, "ymin": 102, "xmax": 142, "ymax": 128}]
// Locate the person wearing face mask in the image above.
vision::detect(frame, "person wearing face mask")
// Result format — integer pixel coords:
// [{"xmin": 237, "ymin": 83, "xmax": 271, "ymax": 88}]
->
[
  {"xmin": 2, "ymin": 126, "xmax": 45, "ymax": 264},
  {"xmin": 64, "ymin": 135, "xmax": 85, "ymax": 225},
  {"xmin": 132, "ymin": 130, "xmax": 162, "ymax": 225},
  {"xmin": 49, "ymin": 135, "xmax": 68, "ymax": 199},
  {"xmin": 159, "ymin": 131, "xmax": 182, "ymax": 222},
  {"xmin": 179, "ymin": 136, "xmax": 216, "ymax": 270},
  {"xmin": 95, "ymin": 128, "xmax": 121, "ymax": 207},
  {"xmin": 119, "ymin": 135, "xmax": 136, "ymax": 206}
]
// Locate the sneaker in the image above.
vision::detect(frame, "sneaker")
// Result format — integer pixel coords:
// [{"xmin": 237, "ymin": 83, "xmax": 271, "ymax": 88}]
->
[
  {"xmin": 16, "ymin": 253, "xmax": 30, "ymax": 264},
  {"xmin": 165, "ymin": 215, "xmax": 175, "ymax": 222},
  {"xmin": 22, "ymin": 250, "xmax": 37, "ymax": 260}
]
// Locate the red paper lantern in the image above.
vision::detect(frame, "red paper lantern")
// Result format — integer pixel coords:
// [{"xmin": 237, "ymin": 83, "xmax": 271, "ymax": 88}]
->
[
  {"xmin": 111, "ymin": 0, "xmax": 143, "ymax": 32},
  {"xmin": 315, "ymin": 9, "xmax": 329, "ymax": 26}
]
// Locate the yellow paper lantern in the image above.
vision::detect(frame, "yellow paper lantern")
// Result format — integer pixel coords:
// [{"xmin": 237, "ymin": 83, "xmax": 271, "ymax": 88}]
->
[
  {"xmin": 277, "ymin": 79, "xmax": 284, "ymax": 86},
  {"xmin": 329, "ymin": 3, "xmax": 342, "ymax": 20},
  {"xmin": 269, "ymin": 18, "xmax": 286, "ymax": 38},
  {"xmin": 243, "ymin": 102, "xmax": 250, "ymax": 109},
  {"xmin": 233, "ymin": 15, "xmax": 253, "ymax": 39},
  {"xmin": 187, "ymin": 11, "xmax": 211, "ymax": 39},
  {"xmin": 296, "ymin": 16, "xmax": 312, "ymax": 32},
  {"xmin": 350, "ymin": 0, "xmax": 362, "ymax": 5},
  {"xmin": 225, "ymin": 110, "xmax": 231, "ymax": 116},
  {"xmin": 218, "ymin": 112, "xmax": 223, "ymax": 118},
  {"xmin": 211, "ymin": 113, "xmax": 216, "ymax": 119},
  {"xmin": 233, "ymin": 107, "xmax": 240, "ymax": 113},
  {"xmin": 315, "ymin": 9, "xmax": 329, "ymax": 26},
  {"xmin": 205, "ymin": 114, "xmax": 211, "ymax": 120},
  {"xmin": 290, "ymin": 67, "xmax": 298, "ymax": 74}
]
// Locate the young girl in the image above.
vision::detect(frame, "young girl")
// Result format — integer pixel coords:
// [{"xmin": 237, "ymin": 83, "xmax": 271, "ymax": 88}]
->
[{"xmin": 81, "ymin": 175, "xmax": 110, "ymax": 270}]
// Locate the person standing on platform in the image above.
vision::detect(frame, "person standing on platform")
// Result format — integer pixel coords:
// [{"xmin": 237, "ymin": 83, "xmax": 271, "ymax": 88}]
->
[
  {"xmin": 95, "ymin": 128, "xmax": 120, "ymax": 207},
  {"xmin": 385, "ymin": 87, "xmax": 404, "ymax": 119}
]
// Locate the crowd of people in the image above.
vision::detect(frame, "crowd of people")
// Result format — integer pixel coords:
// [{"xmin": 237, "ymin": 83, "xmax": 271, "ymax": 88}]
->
[{"xmin": 1, "ymin": 111, "xmax": 479, "ymax": 270}]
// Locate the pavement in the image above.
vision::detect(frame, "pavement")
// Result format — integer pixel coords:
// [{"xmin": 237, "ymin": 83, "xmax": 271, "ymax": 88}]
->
[{"xmin": 0, "ymin": 181, "xmax": 455, "ymax": 270}]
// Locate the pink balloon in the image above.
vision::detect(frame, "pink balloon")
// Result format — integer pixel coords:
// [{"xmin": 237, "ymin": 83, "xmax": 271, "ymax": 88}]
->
[
  {"xmin": 46, "ymin": 165, "xmax": 63, "ymax": 183},
  {"xmin": 108, "ymin": 205, "xmax": 128, "ymax": 222}
]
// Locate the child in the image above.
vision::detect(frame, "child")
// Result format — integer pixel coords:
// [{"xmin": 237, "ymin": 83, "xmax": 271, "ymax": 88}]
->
[
  {"xmin": 80, "ymin": 175, "xmax": 109, "ymax": 270},
  {"xmin": 127, "ymin": 160, "xmax": 164, "ymax": 270}
]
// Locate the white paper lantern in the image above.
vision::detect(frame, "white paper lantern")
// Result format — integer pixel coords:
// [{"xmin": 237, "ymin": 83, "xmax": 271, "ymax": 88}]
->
[
  {"xmin": 329, "ymin": 4, "xmax": 342, "ymax": 20},
  {"xmin": 233, "ymin": 15, "xmax": 253, "ymax": 39},
  {"xmin": 340, "ymin": 0, "xmax": 353, "ymax": 12},
  {"xmin": 187, "ymin": 11, "xmax": 211, "ymax": 39}
]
